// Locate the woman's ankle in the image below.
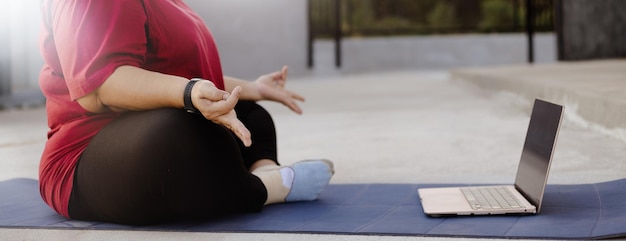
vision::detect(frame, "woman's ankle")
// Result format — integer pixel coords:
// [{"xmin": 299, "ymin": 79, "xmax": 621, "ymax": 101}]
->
[{"xmin": 250, "ymin": 159, "xmax": 280, "ymax": 173}]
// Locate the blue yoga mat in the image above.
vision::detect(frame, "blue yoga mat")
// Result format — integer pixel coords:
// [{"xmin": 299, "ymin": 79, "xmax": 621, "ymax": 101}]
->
[{"xmin": 1, "ymin": 178, "xmax": 626, "ymax": 239}]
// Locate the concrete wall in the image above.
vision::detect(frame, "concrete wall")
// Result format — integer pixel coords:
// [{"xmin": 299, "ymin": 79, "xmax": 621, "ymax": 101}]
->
[
  {"xmin": 314, "ymin": 33, "xmax": 556, "ymax": 75},
  {"xmin": 0, "ymin": 1, "xmax": 43, "ymax": 92},
  {"xmin": 558, "ymin": 0, "xmax": 626, "ymax": 60},
  {"xmin": 184, "ymin": 1, "xmax": 557, "ymax": 78},
  {"xmin": 185, "ymin": 0, "xmax": 309, "ymax": 80}
]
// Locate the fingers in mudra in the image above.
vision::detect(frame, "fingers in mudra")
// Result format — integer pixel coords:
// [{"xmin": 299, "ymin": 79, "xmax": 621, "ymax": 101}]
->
[
  {"xmin": 192, "ymin": 83, "xmax": 252, "ymax": 146},
  {"xmin": 214, "ymin": 109, "xmax": 252, "ymax": 147},
  {"xmin": 192, "ymin": 81, "xmax": 236, "ymax": 119}
]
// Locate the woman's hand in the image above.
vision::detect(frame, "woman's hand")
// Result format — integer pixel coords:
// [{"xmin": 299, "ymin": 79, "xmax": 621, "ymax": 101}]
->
[
  {"xmin": 254, "ymin": 66, "xmax": 305, "ymax": 114},
  {"xmin": 191, "ymin": 80, "xmax": 252, "ymax": 147}
]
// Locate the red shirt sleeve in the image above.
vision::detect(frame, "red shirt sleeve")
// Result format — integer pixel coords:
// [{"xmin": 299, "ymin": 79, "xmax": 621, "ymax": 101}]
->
[{"xmin": 50, "ymin": 0, "xmax": 147, "ymax": 100}]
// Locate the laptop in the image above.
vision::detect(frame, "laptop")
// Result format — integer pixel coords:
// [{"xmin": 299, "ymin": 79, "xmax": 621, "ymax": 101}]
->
[{"xmin": 418, "ymin": 98, "xmax": 563, "ymax": 216}]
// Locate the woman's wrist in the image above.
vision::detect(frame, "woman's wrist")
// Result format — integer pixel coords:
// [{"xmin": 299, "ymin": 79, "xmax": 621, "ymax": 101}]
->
[
  {"xmin": 224, "ymin": 76, "xmax": 261, "ymax": 101},
  {"xmin": 183, "ymin": 78, "xmax": 201, "ymax": 113}
]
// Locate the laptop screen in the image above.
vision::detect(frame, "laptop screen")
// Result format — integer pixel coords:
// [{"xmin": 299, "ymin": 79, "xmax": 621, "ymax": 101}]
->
[{"xmin": 514, "ymin": 99, "xmax": 563, "ymax": 211}]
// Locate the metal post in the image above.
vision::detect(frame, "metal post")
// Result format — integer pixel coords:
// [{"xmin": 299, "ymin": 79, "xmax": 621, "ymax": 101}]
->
[
  {"xmin": 525, "ymin": 0, "xmax": 535, "ymax": 63},
  {"xmin": 307, "ymin": 0, "xmax": 314, "ymax": 68},
  {"xmin": 346, "ymin": 0, "xmax": 352, "ymax": 36},
  {"xmin": 334, "ymin": 0, "xmax": 341, "ymax": 68},
  {"xmin": 513, "ymin": 0, "xmax": 519, "ymax": 30},
  {"xmin": 554, "ymin": 0, "xmax": 565, "ymax": 61}
]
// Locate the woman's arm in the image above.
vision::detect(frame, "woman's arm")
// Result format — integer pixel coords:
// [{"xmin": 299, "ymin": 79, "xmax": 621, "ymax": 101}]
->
[
  {"xmin": 77, "ymin": 65, "xmax": 251, "ymax": 146},
  {"xmin": 223, "ymin": 66, "xmax": 305, "ymax": 114},
  {"xmin": 77, "ymin": 65, "xmax": 187, "ymax": 113},
  {"xmin": 223, "ymin": 75, "xmax": 262, "ymax": 101}
]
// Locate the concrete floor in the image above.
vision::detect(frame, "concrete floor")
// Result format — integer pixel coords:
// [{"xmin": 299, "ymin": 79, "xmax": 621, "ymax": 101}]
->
[{"xmin": 1, "ymin": 60, "xmax": 625, "ymax": 240}]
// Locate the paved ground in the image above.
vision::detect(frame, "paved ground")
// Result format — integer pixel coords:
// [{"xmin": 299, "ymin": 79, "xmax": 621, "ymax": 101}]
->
[
  {"xmin": 452, "ymin": 60, "xmax": 626, "ymax": 137},
  {"xmin": 1, "ymin": 60, "xmax": 625, "ymax": 240}
]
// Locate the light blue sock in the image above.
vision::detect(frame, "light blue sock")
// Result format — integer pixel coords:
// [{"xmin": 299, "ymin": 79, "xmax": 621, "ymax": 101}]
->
[{"xmin": 285, "ymin": 159, "xmax": 334, "ymax": 202}]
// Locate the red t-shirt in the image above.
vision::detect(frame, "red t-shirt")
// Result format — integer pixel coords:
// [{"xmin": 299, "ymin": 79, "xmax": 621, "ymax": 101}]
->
[{"xmin": 39, "ymin": 0, "xmax": 225, "ymax": 218}]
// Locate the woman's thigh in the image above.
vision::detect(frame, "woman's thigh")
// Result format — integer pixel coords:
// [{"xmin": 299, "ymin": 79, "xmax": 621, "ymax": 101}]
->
[
  {"xmin": 235, "ymin": 101, "xmax": 278, "ymax": 168},
  {"xmin": 69, "ymin": 108, "xmax": 266, "ymax": 225}
]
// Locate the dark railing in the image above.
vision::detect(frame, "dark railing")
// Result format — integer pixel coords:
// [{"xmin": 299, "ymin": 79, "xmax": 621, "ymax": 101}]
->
[{"xmin": 308, "ymin": 0, "xmax": 555, "ymax": 67}]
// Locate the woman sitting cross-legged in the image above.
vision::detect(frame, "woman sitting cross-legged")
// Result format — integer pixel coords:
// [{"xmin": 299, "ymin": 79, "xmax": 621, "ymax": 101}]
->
[{"xmin": 38, "ymin": 0, "xmax": 334, "ymax": 225}]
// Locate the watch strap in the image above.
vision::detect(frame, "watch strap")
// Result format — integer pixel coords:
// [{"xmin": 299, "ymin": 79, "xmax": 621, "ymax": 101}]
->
[{"xmin": 184, "ymin": 78, "xmax": 201, "ymax": 114}]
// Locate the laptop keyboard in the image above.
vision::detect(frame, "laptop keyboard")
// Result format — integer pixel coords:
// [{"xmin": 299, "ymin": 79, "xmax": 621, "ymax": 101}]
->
[{"xmin": 461, "ymin": 186, "xmax": 525, "ymax": 210}]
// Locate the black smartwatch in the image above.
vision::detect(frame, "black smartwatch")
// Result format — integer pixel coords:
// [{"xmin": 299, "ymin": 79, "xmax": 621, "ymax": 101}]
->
[{"xmin": 184, "ymin": 78, "xmax": 201, "ymax": 114}]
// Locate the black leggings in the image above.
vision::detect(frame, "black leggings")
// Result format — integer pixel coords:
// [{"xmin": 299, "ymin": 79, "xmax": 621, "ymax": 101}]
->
[{"xmin": 68, "ymin": 101, "xmax": 276, "ymax": 225}]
